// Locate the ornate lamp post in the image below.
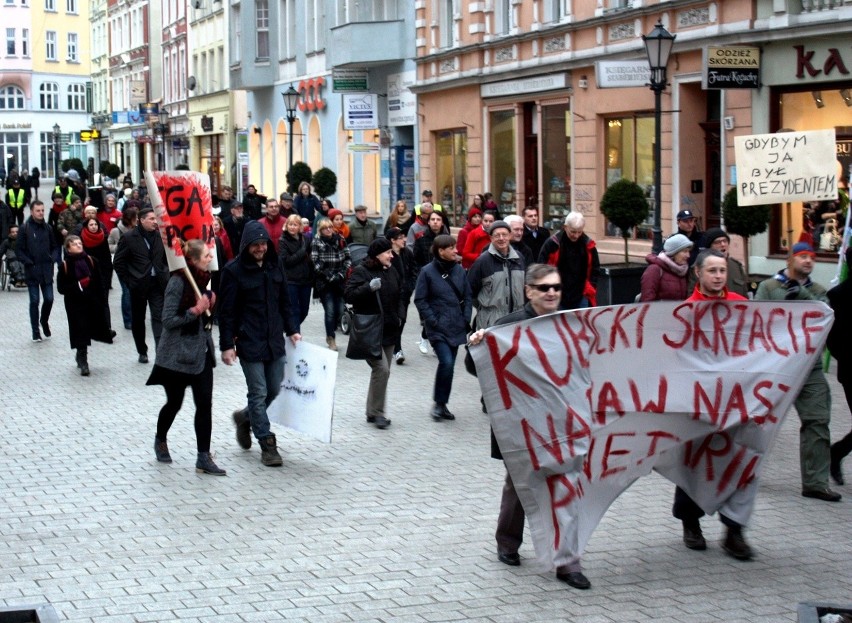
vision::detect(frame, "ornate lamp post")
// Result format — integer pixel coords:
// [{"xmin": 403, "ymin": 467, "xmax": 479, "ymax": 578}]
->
[
  {"xmin": 643, "ymin": 20, "xmax": 676, "ymax": 254},
  {"xmin": 92, "ymin": 115, "xmax": 106, "ymax": 164},
  {"xmin": 52, "ymin": 123, "xmax": 61, "ymax": 179},
  {"xmin": 158, "ymin": 108, "xmax": 169, "ymax": 171},
  {"xmin": 282, "ymin": 84, "xmax": 299, "ymax": 188}
]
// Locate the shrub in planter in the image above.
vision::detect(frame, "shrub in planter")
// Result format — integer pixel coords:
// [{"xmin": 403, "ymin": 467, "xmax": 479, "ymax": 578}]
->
[
  {"xmin": 312, "ymin": 167, "xmax": 337, "ymax": 200},
  {"xmin": 600, "ymin": 178, "xmax": 651, "ymax": 264},
  {"xmin": 287, "ymin": 162, "xmax": 312, "ymax": 194},
  {"xmin": 721, "ymin": 187, "xmax": 771, "ymax": 275}
]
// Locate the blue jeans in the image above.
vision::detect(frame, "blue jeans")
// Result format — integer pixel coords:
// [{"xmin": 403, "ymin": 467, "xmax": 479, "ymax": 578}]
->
[
  {"xmin": 118, "ymin": 276, "xmax": 131, "ymax": 328},
  {"xmin": 239, "ymin": 356, "xmax": 285, "ymax": 441},
  {"xmin": 430, "ymin": 340, "xmax": 458, "ymax": 405},
  {"xmin": 320, "ymin": 289, "xmax": 344, "ymax": 338},
  {"xmin": 27, "ymin": 280, "xmax": 53, "ymax": 334},
  {"xmin": 288, "ymin": 283, "xmax": 312, "ymax": 333}
]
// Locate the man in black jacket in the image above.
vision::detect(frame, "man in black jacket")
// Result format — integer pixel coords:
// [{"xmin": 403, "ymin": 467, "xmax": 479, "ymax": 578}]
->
[
  {"xmin": 16, "ymin": 200, "xmax": 60, "ymax": 341},
  {"xmin": 521, "ymin": 206, "xmax": 550, "ymax": 261},
  {"xmin": 113, "ymin": 206, "xmax": 169, "ymax": 363},
  {"xmin": 219, "ymin": 221, "xmax": 301, "ymax": 466}
]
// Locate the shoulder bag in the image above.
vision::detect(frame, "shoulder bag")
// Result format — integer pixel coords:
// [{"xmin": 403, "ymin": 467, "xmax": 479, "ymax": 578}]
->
[{"xmin": 345, "ymin": 290, "xmax": 384, "ymax": 360}]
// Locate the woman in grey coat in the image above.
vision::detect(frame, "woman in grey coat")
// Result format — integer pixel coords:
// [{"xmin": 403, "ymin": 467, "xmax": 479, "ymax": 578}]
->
[{"xmin": 146, "ymin": 239, "xmax": 225, "ymax": 475}]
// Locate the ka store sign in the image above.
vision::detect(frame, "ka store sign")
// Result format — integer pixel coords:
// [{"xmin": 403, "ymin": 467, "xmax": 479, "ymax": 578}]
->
[{"xmin": 343, "ymin": 93, "xmax": 378, "ymax": 131}]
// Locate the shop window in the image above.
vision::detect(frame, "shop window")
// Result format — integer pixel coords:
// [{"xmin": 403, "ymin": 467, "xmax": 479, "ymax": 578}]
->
[
  {"xmin": 436, "ymin": 129, "xmax": 467, "ymax": 226},
  {"xmin": 489, "ymin": 110, "xmax": 516, "ymax": 217},
  {"xmin": 771, "ymin": 88, "xmax": 851, "ymax": 256},
  {"xmin": 541, "ymin": 103, "xmax": 571, "ymax": 229},
  {"xmin": 604, "ymin": 114, "xmax": 655, "ymax": 239}
]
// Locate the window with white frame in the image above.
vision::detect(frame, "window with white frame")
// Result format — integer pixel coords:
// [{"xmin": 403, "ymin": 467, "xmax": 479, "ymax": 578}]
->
[
  {"xmin": 0, "ymin": 85, "xmax": 25, "ymax": 109},
  {"xmin": 439, "ymin": 0, "xmax": 454, "ymax": 48},
  {"xmin": 4, "ymin": 0, "xmax": 13, "ymax": 6},
  {"xmin": 230, "ymin": 5, "xmax": 240, "ymax": 63},
  {"xmin": 178, "ymin": 46, "xmax": 186, "ymax": 95},
  {"xmin": 306, "ymin": 0, "xmax": 316, "ymax": 51},
  {"xmin": 609, "ymin": 0, "xmax": 630, "ymax": 9},
  {"xmin": 44, "ymin": 0, "xmax": 54, "ymax": 10},
  {"xmin": 22, "ymin": 29, "xmax": 28, "ymax": 56},
  {"xmin": 45, "ymin": 31, "xmax": 56, "ymax": 60},
  {"xmin": 279, "ymin": 0, "xmax": 295, "ymax": 58},
  {"xmin": 67, "ymin": 83, "xmax": 86, "ymax": 110},
  {"xmin": 6, "ymin": 28, "xmax": 14, "ymax": 56},
  {"xmin": 40, "ymin": 82, "xmax": 59, "ymax": 109},
  {"xmin": 67, "ymin": 33, "xmax": 78, "ymax": 61},
  {"xmin": 545, "ymin": 0, "xmax": 565, "ymax": 22},
  {"xmin": 494, "ymin": 0, "xmax": 511, "ymax": 34},
  {"xmin": 255, "ymin": 0, "xmax": 269, "ymax": 59},
  {"xmin": 66, "ymin": 0, "xmax": 76, "ymax": 13}
]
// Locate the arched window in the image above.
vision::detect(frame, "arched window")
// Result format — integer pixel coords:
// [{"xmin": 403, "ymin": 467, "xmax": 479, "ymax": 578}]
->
[
  {"xmin": 0, "ymin": 85, "xmax": 25, "ymax": 109},
  {"xmin": 39, "ymin": 82, "xmax": 59, "ymax": 110},
  {"xmin": 67, "ymin": 83, "xmax": 86, "ymax": 110}
]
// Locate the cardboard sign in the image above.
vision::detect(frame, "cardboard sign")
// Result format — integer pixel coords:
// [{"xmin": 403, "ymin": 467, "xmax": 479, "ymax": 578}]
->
[
  {"xmin": 267, "ymin": 340, "xmax": 337, "ymax": 443},
  {"xmin": 734, "ymin": 129, "xmax": 837, "ymax": 206},
  {"xmin": 470, "ymin": 301, "xmax": 833, "ymax": 570},
  {"xmin": 144, "ymin": 171, "xmax": 217, "ymax": 272}
]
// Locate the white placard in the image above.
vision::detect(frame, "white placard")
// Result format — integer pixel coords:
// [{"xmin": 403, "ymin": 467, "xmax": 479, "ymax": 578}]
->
[
  {"xmin": 343, "ymin": 93, "xmax": 378, "ymax": 130},
  {"xmin": 734, "ymin": 129, "xmax": 837, "ymax": 206},
  {"xmin": 595, "ymin": 61, "xmax": 651, "ymax": 88},
  {"xmin": 267, "ymin": 340, "xmax": 338, "ymax": 443},
  {"xmin": 387, "ymin": 70, "xmax": 416, "ymax": 127}
]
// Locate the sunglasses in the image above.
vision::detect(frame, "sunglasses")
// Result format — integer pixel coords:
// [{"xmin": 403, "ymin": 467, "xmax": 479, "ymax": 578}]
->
[{"xmin": 530, "ymin": 283, "xmax": 562, "ymax": 293}]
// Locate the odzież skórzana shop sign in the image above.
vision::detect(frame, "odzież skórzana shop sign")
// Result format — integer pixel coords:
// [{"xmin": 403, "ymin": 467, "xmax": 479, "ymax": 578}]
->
[{"xmin": 702, "ymin": 46, "xmax": 760, "ymax": 89}]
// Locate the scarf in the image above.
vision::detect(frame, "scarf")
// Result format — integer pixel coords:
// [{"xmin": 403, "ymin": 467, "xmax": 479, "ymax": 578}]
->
[
  {"xmin": 435, "ymin": 257, "xmax": 456, "ymax": 275},
  {"xmin": 81, "ymin": 226, "xmax": 105, "ymax": 249},
  {"xmin": 656, "ymin": 252, "xmax": 689, "ymax": 276},
  {"xmin": 51, "ymin": 200, "xmax": 68, "ymax": 215},
  {"xmin": 395, "ymin": 210, "xmax": 411, "ymax": 228},
  {"xmin": 177, "ymin": 264, "xmax": 212, "ymax": 313},
  {"xmin": 335, "ymin": 222, "xmax": 350, "ymax": 239},
  {"xmin": 66, "ymin": 251, "xmax": 92, "ymax": 290}
]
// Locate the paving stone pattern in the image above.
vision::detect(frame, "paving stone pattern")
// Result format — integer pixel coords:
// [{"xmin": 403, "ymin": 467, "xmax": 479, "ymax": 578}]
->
[{"xmin": 0, "ymin": 277, "xmax": 850, "ymax": 622}]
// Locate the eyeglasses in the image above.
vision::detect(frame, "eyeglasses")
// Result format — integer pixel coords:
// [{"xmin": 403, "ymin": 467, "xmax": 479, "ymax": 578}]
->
[{"xmin": 530, "ymin": 283, "xmax": 562, "ymax": 293}]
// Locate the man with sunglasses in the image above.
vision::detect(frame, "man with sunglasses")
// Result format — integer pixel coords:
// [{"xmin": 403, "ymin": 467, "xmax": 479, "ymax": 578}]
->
[{"xmin": 469, "ymin": 264, "xmax": 590, "ymax": 590}]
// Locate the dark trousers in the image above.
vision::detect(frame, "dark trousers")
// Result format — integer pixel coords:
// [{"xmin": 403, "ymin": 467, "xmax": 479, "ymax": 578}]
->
[
  {"xmin": 672, "ymin": 486, "xmax": 740, "ymax": 528},
  {"xmin": 431, "ymin": 340, "xmax": 458, "ymax": 405},
  {"xmin": 130, "ymin": 280, "xmax": 164, "ymax": 355},
  {"xmin": 155, "ymin": 356, "xmax": 214, "ymax": 453},
  {"xmin": 288, "ymin": 283, "xmax": 312, "ymax": 333},
  {"xmin": 11, "ymin": 208, "xmax": 24, "ymax": 226},
  {"xmin": 27, "ymin": 280, "xmax": 53, "ymax": 334},
  {"xmin": 831, "ymin": 380, "xmax": 852, "ymax": 463},
  {"xmin": 495, "ymin": 469, "xmax": 525, "ymax": 555}
]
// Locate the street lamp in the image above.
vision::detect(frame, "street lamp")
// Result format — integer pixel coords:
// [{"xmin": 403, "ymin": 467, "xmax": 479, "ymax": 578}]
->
[
  {"xmin": 158, "ymin": 108, "xmax": 169, "ymax": 171},
  {"xmin": 92, "ymin": 115, "xmax": 105, "ymax": 164},
  {"xmin": 643, "ymin": 19, "xmax": 676, "ymax": 254},
  {"xmin": 52, "ymin": 123, "xmax": 61, "ymax": 180},
  {"xmin": 282, "ymin": 84, "xmax": 298, "ymax": 187}
]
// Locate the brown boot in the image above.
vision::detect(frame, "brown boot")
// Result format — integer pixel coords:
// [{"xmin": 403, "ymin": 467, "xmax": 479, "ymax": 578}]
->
[
  {"xmin": 259, "ymin": 434, "xmax": 283, "ymax": 467},
  {"xmin": 326, "ymin": 336, "xmax": 338, "ymax": 351}
]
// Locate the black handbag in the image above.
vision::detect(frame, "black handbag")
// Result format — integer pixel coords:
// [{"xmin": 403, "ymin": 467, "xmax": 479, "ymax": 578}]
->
[{"xmin": 345, "ymin": 291, "xmax": 384, "ymax": 360}]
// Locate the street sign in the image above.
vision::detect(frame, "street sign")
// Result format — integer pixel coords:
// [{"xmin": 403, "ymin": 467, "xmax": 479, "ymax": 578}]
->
[
  {"xmin": 346, "ymin": 143, "xmax": 381, "ymax": 154},
  {"xmin": 80, "ymin": 129, "xmax": 100, "ymax": 142},
  {"xmin": 333, "ymin": 68, "xmax": 369, "ymax": 93}
]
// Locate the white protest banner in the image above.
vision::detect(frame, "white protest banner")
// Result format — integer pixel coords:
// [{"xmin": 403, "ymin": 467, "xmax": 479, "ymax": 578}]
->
[
  {"xmin": 734, "ymin": 129, "xmax": 837, "ymax": 206},
  {"xmin": 267, "ymin": 339, "xmax": 337, "ymax": 443},
  {"xmin": 144, "ymin": 171, "xmax": 218, "ymax": 272},
  {"xmin": 470, "ymin": 301, "xmax": 833, "ymax": 571}
]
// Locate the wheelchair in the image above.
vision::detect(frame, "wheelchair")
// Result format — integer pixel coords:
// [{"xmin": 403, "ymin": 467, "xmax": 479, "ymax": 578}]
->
[{"xmin": 0, "ymin": 256, "xmax": 11, "ymax": 292}]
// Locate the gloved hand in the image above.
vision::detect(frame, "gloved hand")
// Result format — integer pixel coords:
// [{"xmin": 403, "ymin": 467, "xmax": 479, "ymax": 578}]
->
[
  {"xmin": 785, "ymin": 279, "xmax": 800, "ymax": 300},
  {"xmin": 190, "ymin": 296, "xmax": 211, "ymax": 316},
  {"xmin": 369, "ymin": 277, "xmax": 382, "ymax": 291}
]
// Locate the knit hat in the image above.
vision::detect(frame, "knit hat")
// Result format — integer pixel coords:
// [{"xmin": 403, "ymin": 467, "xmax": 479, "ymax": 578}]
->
[
  {"xmin": 385, "ymin": 227, "xmax": 404, "ymax": 240},
  {"xmin": 467, "ymin": 207, "xmax": 482, "ymax": 220},
  {"xmin": 791, "ymin": 242, "xmax": 816, "ymax": 257},
  {"xmin": 663, "ymin": 233, "xmax": 693, "ymax": 256},
  {"xmin": 701, "ymin": 227, "xmax": 729, "ymax": 248},
  {"xmin": 327, "ymin": 209, "xmax": 343, "ymax": 220},
  {"xmin": 489, "ymin": 220, "xmax": 511, "ymax": 235},
  {"xmin": 368, "ymin": 237, "xmax": 393, "ymax": 258}
]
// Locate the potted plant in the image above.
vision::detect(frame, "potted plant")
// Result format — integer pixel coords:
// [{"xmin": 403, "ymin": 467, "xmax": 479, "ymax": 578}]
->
[
  {"xmin": 721, "ymin": 187, "xmax": 771, "ymax": 276},
  {"xmin": 286, "ymin": 161, "xmax": 312, "ymax": 194},
  {"xmin": 312, "ymin": 167, "xmax": 337, "ymax": 200}
]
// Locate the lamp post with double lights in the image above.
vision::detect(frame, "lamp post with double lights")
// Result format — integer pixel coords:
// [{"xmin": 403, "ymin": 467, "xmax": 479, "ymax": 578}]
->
[
  {"xmin": 282, "ymin": 84, "xmax": 298, "ymax": 187},
  {"xmin": 643, "ymin": 20, "xmax": 676, "ymax": 254},
  {"xmin": 52, "ymin": 123, "xmax": 61, "ymax": 179}
]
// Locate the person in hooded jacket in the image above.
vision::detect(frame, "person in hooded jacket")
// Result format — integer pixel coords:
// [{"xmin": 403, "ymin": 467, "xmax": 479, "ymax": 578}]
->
[
  {"xmin": 218, "ymin": 220, "xmax": 302, "ymax": 467},
  {"xmin": 639, "ymin": 233, "xmax": 693, "ymax": 302},
  {"xmin": 414, "ymin": 234, "xmax": 472, "ymax": 422},
  {"xmin": 344, "ymin": 238, "xmax": 403, "ymax": 430},
  {"xmin": 455, "ymin": 207, "xmax": 482, "ymax": 261}
]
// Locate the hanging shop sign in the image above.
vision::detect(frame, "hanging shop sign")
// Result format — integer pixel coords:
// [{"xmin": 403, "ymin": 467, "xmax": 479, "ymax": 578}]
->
[{"xmin": 703, "ymin": 46, "xmax": 761, "ymax": 89}]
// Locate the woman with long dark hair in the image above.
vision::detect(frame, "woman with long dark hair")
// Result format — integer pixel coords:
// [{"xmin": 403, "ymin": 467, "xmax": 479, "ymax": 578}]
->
[
  {"xmin": 147, "ymin": 239, "xmax": 225, "ymax": 475},
  {"xmin": 384, "ymin": 199, "xmax": 413, "ymax": 236}
]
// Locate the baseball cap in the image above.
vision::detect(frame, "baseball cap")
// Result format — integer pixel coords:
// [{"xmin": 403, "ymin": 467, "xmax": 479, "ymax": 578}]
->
[
  {"xmin": 422, "ymin": 189, "xmax": 433, "ymax": 196},
  {"xmin": 676, "ymin": 209, "xmax": 695, "ymax": 221}
]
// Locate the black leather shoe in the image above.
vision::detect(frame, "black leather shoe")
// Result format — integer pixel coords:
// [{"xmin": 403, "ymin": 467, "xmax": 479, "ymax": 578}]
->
[
  {"xmin": 556, "ymin": 570, "xmax": 591, "ymax": 590},
  {"xmin": 374, "ymin": 415, "xmax": 391, "ymax": 429},
  {"xmin": 830, "ymin": 447, "xmax": 845, "ymax": 486},
  {"xmin": 439, "ymin": 405, "xmax": 456, "ymax": 420},
  {"xmin": 366, "ymin": 415, "xmax": 376, "ymax": 423},
  {"xmin": 682, "ymin": 521, "xmax": 707, "ymax": 550},
  {"xmin": 722, "ymin": 527, "xmax": 753, "ymax": 561},
  {"xmin": 497, "ymin": 551, "xmax": 520, "ymax": 566},
  {"xmin": 138, "ymin": 353, "xmax": 149, "ymax": 364},
  {"xmin": 802, "ymin": 488, "xmax": 842, "ymax": 502},
  {"xmin": 154, "ymin": 437, "xmax": 172, "ymax": 463},
  {"xmin": 232, "ymin": 409, "xmax": 252, "ymax": 449},
  {"xmin": 430, "ymin": 404, "xmax": 443, "ymax": 421}
]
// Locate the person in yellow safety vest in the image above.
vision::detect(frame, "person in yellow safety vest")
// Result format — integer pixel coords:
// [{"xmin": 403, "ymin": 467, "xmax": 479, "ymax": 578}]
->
[
  {"xmin": 5, "ymin": 176, "xmax": 30, "ymax": 226},
  {"xmin": 54, "ymin": 176, "xmax": 75, "ymax": 205},
  {"xmin": 413, "ymin": 189, "xmax": 448, "ymax": 229}
]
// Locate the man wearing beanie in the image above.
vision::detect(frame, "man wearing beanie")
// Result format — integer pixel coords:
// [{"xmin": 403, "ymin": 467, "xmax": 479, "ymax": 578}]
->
[
  {"xmin": 344, "ymin": 237, "xmax": 402, "ymax": 429},
  {"xmin": 687, "ymin": 227, "xmax": 748, "ymax": 297},
  {"xmin": 468, "ymin": 220, "xmax": 525, "ymax": 330},
  {"xmin": 755, "ymin": 242, "xmax": 841, "ymax": 502}
]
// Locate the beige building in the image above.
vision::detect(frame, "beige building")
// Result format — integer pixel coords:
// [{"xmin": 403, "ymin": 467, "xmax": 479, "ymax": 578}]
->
[{"xmin": 412, "ymin": 0, "xmax": 852, "ymax": 282}]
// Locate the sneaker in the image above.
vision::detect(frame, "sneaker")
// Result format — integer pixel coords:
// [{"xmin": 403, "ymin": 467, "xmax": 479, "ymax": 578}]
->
[
  {"xmin": 417, "ymin": 339, "xmax": 429, "ymax": 355},
  {"xmin": 32, "ymin": 330, "xmax": 42, "ymax": 342},
  {"xmin": 260, "ymin": 435, "xmax": 283, "ymax": 467},
  {"xmin": 394, "ymin": 350, "xmax": 405, "ymax": 365}
]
